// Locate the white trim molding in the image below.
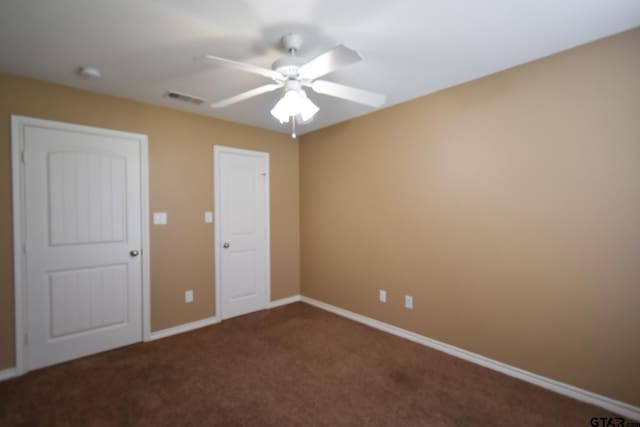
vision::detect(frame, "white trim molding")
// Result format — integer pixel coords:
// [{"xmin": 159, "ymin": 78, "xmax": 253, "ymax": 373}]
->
[
  {"xmin": 0, "ymin": 367, "xmax": 18, "ymax": 382},
  {"xmin": 301, "ymin": 296, "xmax": 640, "ymax": 421},
  {"xmin": 269, "ymin": 295, "xmax": 301, "ymax": 309},
  {"xmin": 139, "ymin": 136, "xmax": 152, "ymax": 342},
  {"xmin": 148, "ymin": 295, "xmax": 301, "ymax": 342},
  {"xmin": 148, "ymin": 316, "xmax": 219, "ymax": 341}
]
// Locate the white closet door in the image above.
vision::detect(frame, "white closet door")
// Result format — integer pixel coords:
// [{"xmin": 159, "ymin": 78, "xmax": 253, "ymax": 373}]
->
[{"xmin": 216, "ymin": 147, "xmax": 269, "ymax": 320}]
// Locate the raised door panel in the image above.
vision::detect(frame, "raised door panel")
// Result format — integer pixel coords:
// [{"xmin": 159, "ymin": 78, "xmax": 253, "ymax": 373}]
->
[{"xmin": 48, "ymin": 151, "xmax": 127, "ymax": 245}]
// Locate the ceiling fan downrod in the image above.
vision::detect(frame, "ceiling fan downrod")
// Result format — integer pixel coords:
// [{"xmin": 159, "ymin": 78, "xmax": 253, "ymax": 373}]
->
[{"xmin": 282, "ymin": 33, "xmax": 302, "ymax": 57}]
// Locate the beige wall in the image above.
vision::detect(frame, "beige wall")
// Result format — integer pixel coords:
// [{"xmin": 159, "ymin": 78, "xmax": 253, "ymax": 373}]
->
[
  {"xmin": 0, "ymin": 73, "xmax": 300, "ymax": 369},
  {"xmin": 300, "ymin": 28, "xmax": 640, "ymax": 406}
]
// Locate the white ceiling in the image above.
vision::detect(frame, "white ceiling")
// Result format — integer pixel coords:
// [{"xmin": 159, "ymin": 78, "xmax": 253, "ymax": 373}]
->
[{"xmin": 1, "ymin": 1, "xmax": 639, "ymax": 136}]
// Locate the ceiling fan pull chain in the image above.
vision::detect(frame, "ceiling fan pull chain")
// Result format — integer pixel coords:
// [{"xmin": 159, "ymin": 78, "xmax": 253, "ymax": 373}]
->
[{"xmin": 291, "ymin": 115, "xmax": 297, "ymax": 139}]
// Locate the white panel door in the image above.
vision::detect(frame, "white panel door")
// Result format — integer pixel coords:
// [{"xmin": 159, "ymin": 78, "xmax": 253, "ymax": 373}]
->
[
  {"xmin": 23, "ymin": 123, "xmax": 143, "ymax": 370},
  {"xmin": 216, "ymin": 147, "xmax": 269, "ymax": 320}
]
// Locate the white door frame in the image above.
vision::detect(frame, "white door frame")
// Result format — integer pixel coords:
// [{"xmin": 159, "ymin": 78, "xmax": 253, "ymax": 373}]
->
[
  {"xmin": 213, "ymin": 145, "xmax": 271, "ymax": 320},
  {"xmin": 11, "ymin": 115, "xmax": 152, "ymax": 375}
]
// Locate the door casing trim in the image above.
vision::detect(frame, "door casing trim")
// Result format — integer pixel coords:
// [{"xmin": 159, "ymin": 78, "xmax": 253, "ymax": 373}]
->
[
  {"xmin": 213, "ymin": 145, "xmax": 271, "ymax": 321},
  {"xmin": 10, "ymin": 115, "xmax": 151, "ymax": 375}
]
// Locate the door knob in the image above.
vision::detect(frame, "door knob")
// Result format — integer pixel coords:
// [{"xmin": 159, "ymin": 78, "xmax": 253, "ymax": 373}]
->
[
  {"xmin": 130, "ymin": 250, "xmax": 140, "ymax": 257},
  {"xmin": 223, "ymin": 242, "xmax": 230, "ymax": 249}
]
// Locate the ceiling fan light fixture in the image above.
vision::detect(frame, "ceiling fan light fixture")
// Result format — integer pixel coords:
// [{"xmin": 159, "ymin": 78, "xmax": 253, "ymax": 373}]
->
[
  {"xmin": 298, "ymin": 92, "xmax": 319, "ymax": 122},
  {"xmin": 270, "ymin": 91, "xmax": 295, "ymax": 123},
  {"xmin": 270, "ymin": 88, "xmax": 319, "ymax": 124}
]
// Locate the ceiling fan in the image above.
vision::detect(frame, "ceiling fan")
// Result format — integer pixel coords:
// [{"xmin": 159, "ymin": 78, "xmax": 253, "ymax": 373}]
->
[{"xmin": 201, "ymin": 33, "xmax": 386, "ymax": 137}]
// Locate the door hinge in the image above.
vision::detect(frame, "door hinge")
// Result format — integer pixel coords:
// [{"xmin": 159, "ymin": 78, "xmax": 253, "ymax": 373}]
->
[
  {"xmin": 24, "ymin": 333, "xmax": 28, "ymax": 346},
  {"xmin": 22, "ymin": 241, "xmax": 27, "ymax": 255},
  {"xmin": 260, "ymin": 172, "xmax": 267, "ymax": 176},
  {"xmin": 21, "ymin": 150, "xmax": 25, "ymax": 163}
]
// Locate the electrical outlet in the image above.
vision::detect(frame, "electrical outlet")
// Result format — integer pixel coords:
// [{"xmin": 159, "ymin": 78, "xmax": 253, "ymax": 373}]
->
[
  {"xmin": 404, "ymin": 295, "xmax": 413, "ymax": 309},
  {"xmin": 185, "ymin": 290, "xmax": 194, "ymax": 303},
  {"xmin": 379, "ymin": 289, "xmax": 387, "ymax": 303}
]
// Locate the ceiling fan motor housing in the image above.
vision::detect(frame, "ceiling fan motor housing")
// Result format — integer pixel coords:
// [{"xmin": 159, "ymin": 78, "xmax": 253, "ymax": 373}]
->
[{"xmin": 272, "ymin": 56, "xmax": 305, "ymax": 79}]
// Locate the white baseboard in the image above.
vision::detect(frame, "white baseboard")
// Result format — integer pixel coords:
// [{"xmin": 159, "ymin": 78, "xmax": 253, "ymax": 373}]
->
[
  {"xmin": 269, "ymin": 294, "xmax": 301, "ymax": 309},
  {"xmin": 148, "ymin": 316, "xmax": 219, "ymax": 341},
  {"xmin": 0, "ymin": 367, "xmax": 17, "ymax": 382},
  {"xmin": 300, "ymin": 296, "xmax": 640, "ymax": 421},
  {"xmin": 147, "ymin": 296, "xmax": 300, "ymax": 342}
]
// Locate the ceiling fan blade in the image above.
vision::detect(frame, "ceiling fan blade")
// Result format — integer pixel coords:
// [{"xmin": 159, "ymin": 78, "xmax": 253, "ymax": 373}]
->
[
  {"xmin": 310, "ymin": 80, "xmax": 386, "ymax": 108},
  {"xmin": 298, "ymin": 45, "xmax": 362, "ymax": 80},
  {"xmin": 201, "ymin": 54, "xmax": 284, "ymax": 81},
  {"xmin": 211, "ymin": 83, "xmax": 283, "ymax": 108}
]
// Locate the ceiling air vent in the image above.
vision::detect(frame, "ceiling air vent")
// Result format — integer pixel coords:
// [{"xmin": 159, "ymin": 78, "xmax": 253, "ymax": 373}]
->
[{"xmin": 165, "ymin": 91, "xmax": 205, "ymax": 105}]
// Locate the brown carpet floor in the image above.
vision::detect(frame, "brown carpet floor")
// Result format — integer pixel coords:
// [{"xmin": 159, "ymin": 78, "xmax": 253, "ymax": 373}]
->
[{"xmin": 0, "ymin": 302, "xmax": 617, "ymax": 426}]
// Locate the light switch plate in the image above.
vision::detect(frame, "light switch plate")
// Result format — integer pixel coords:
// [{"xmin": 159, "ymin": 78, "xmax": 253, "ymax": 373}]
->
[
  {"xmin": 153, "ymin": 212, "xmax": 167, "ymax": 225},
  {"xmin": 185, "ymin": 290, "xmax": 194, "ymax": 303},
  {"xmin": 379, "ymin": 290, "xmax": 387, "ymax": 303},
  {"xmin": 204, "ymin": 211, "xmax": 213, "ymax": 223}
]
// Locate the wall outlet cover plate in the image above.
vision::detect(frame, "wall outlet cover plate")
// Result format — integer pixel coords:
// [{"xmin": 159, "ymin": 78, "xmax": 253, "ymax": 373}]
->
[
  {"xmin": 379, "ymin": 290, "xmax": 387, "ymax": 303},
  {"xmin": 405, "ymin": 295, "xmax": 413, "ymax": 309}
]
